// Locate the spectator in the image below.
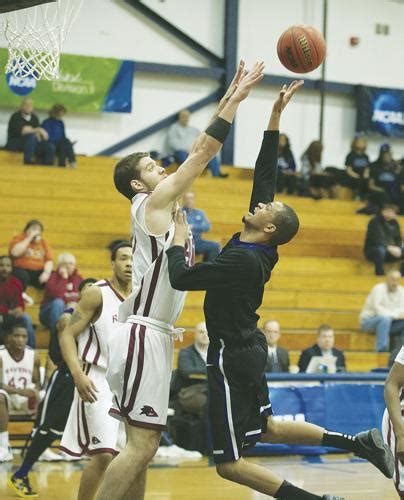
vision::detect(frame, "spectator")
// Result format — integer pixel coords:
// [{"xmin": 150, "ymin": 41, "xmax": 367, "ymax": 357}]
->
[
  {"xmin": 42, "ymin": 104, "xmax": 76, "ymax": 168},
  {"xmin": 300, "ymin": 141, "xmax": 336, "ymax": 199},
  {"xmin": 182, "ymin": 192, "xmax": 220, "ymax": 262},
  {"xmin": 298, "ymin": 324, "xmax": 346, "ymax": 373},
  {"xmin": 39, "ymin": 253, "xmax": 82, "ymax": 337},
  {"xmin": 262, "ymin": 319, "xmax": 290, "ymax": 373},
  {"xmin": 343, "ymin": 136, "xmax": 370, "ymax": 200},
  {"xmin": 9, "ymin": 219, "xmax": 53, "ymax": 291},
  {"xmin": 0, "ymin": 256, "xmax": 35, "ymax": 347},
  {"xmin": 0, "ymin": 317, "xmax": 41, "ymax": 462},
  {"xmin": 277, "ymin": 133, "xmax": 298, "ymax": 195},
  {"xmin": 176, "ymin": 322, "xmax": 208, "ymax": 417},
  {"xmin": 5, "ymin": 98, "xmax": 55, "ymax": 165},
  {"xmin": 360, "ymin": 270, "xmax": 404, "ymax": 352},
  {"xmin": 166, "ymin": 109, "xmax": 228, "ymax": 178},
  {"xmin": 368, "ymin": 144, "xmax": 401, "ymax": 210},
  {"xmin": 364, "ymin": 204, "xmax": 403, "ymax": 276}
]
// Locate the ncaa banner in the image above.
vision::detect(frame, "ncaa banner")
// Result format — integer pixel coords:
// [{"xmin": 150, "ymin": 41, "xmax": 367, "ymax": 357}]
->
[
  {"xmin": 0, "ymin": 48, "xmax": 134, "ymax": 113},
  {"xmin": 356, "ymin": 84, "xmax": 404, "ymax": 137}
]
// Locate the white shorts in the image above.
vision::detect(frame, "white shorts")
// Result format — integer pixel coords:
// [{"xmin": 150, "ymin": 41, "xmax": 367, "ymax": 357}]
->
[
  {"xmin": 382, "ymin": 407, "xmax": 404, "ymax": 497},
  {"xmin": 107, "ymin": 318, "xmax": 174, "ymax": 431},
  {"xmin": 0, "ymin": 388, "xmax": 35, "ymax": 415},
  {"xmin": 60, "ymin": 364, "xmax": 126, "ymax": 457}
]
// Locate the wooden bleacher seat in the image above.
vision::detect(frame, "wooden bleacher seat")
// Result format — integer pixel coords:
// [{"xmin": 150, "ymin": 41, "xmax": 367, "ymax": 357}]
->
[{"xmin": 1, "ymin": 150, "xmax": 402, "ymax": 373}]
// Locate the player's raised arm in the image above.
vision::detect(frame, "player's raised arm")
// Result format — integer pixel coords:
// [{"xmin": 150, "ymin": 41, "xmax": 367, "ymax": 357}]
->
[
  {"xmin": 384, "ymin": 361, "xmax": 404, "ymax": 461},
  {"xmin": 59, "ymin": 286, "xmax": 102, "ymax": 403},
  {"xmin": 148, "ymin": 61, "xmax": 265, "ymax": 212},
  {"xmin": 248, "ymin": 80, "xmax": 303, "ymax": 213}
]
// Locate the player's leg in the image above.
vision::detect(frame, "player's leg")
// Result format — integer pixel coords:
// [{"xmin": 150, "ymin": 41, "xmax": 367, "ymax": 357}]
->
[
  {"xmin": 262, "ymin": 415, "xmax": 394, "ymax": 478},
  {"xmin": 0, "ymin": 392, "xmax": 11, "ymax": 460},
  {"xmin": 382, "ymin": 408, "xmax": 404, "ymax": 496},
  {"xmin": 96, "ymin": 424, "xmax": 160, "ymax": 500},
  {"xmin": 78, "ymin": 453, "xmax": 113, "ymax": 500}
]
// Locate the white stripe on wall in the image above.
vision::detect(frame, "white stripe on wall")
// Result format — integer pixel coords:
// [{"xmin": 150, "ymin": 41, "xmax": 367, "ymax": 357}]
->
[{"xmin": 218, "ymin": 343, "xmax": 239, "ymax": 461}]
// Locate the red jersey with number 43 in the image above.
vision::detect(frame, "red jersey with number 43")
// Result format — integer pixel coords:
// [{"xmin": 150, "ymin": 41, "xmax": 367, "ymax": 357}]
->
[{"xmin": 0, "ymin": 346, "xmax": 34, "ymax": 389}]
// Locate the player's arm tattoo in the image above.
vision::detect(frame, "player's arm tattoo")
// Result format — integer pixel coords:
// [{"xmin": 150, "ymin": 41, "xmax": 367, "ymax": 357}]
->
[{"xmin": 69, "ymin": 310, "xmax": 82, "ymax": 326}]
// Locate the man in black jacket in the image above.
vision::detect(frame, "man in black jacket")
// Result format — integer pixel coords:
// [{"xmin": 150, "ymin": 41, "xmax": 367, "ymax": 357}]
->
[
  {"xmin": 364, "ymin": 204, "xmax": 403, "ymax": 276},
  {"xmin": 6, "ymin": 98, "xmax": 55, "ymax": 165},
  {"xmin": 298, "ymin": 325, "xmax": 346, "ymax": 373},
  {"xmin": 263, "ymin": 320, "xmax": 289, "ymax": 373},
  {"xmin": 166, "ymin": 81, "xmax": 393, "ymax": 500}
]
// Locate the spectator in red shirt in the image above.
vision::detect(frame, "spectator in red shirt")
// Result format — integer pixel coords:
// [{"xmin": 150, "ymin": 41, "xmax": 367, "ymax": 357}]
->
[
  {"xmin": 39, "ymin": 253, "xmax": 82, "ymax": 336},
  {"xmin": 0, "ymin": 256, "xmax": 35, "ymax": 347}
]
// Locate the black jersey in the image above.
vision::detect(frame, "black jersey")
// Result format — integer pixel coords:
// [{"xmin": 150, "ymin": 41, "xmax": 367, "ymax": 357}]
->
[{"xmin": 167, "ymin": 131, "xmax": 279, "ymax": 346}]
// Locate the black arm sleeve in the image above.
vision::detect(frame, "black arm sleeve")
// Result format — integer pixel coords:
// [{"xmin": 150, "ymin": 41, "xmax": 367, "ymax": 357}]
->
[
  {"xmin": 249, "ymin": 130, "xmax": 280, "ymax": 213},
  {"xmin": 166, "ymin": 246, "xmax": 259, "ymax": 291}
]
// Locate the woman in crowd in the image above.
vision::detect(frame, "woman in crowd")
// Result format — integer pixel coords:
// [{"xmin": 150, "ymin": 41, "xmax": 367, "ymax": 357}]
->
[
  {"xmin": 343, "ymin": 136, "xmax": 370, "ymax": 200},
  {"xmin": 42, "ymin": 104, "xmax": 76, "ymax": 168},
  {"xmin": 277, "ymin": 133, "xmax": 298, "ymax": 195},
  {"xmin": 39, "ymin": 252, "xmax": 82, "ymax": 337},
  {"xmin": 9, "ymin": 220, "xmax": 53, "ymax": 292},
  {"xmin": 300, "ymin": 140, "xmax": 337, "ymax": 199}
]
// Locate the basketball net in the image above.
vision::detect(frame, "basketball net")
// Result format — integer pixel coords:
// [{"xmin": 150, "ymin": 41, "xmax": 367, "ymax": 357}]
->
[{"xmin": 2, "ymin": 0, "xmax": 82, "ymax": 80}]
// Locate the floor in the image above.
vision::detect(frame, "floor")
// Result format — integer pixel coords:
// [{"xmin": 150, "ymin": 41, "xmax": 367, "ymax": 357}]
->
[{"xmin": 0, "ymin": 453, "xmax": 398, "ymax": 499}]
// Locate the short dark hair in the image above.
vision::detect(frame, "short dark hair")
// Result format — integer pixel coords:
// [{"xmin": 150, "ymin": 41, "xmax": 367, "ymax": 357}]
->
[
  {"xmin": 114, "ymin": 152, "xmax": 149, "ymax": 200},
  {"xmin": 24, "ymin": 219, "xmax": 44, "ymax": 232},
  {"xmin": 270, "ymin": 204, "xmax": 300, "ymax": 246},
  {"xmin": 49, "ymin": 103, "xmax": 66, "ymax": 118},
  {"xmin": 79, "ymin": 278, "xmax": 97, "ymax": 292},
  {"xmin": 111, "ymin": 241, "xmax": 132, "ymax": 261},
  {"xmin": 317, "ymin": 324, "xmax": 333, "ymax": 335},
  {"xmin": 3, "ymin": 317, "xmax": 27, "ymax": 338},
  {"xmin": 381, "ymin": 203, "xmax": 398, "ymax": 213}
]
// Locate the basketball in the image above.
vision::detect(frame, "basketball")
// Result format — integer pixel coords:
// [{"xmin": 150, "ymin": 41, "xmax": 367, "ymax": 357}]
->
[{"xmin": 277, "ymin": 25, "xmax": 326, "ymax": 73}]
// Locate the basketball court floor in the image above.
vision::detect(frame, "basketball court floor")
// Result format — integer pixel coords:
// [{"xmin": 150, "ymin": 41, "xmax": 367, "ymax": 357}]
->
[{"xmin": 0, "ymin": 453, "xmax": 398, "ymax": 499}]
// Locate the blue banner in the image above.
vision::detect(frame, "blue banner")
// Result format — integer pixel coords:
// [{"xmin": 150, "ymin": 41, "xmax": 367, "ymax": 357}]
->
[{"xmin": 356, "ymin": 85, "xmax": 404, "ymax": 137}]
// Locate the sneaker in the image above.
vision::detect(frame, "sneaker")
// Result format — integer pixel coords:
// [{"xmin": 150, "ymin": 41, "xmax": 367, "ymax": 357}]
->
[
  {"xmin": 22, "ymin": 292, "xmax": 34, "ymax": 306},
  {"xmin": 0, "ymin": 447, "xmax": 13, "ymax": 462},
  {"xmin": 38, "ymin": 448, "xmax": 62, "ymax": 461},
  {"xmin": 8, "ymin": 474, "xmax": 38, "ymax": 497},
  {"xmin": 355, "ymin": 428, "xmax": 394, "ymax": 478}
]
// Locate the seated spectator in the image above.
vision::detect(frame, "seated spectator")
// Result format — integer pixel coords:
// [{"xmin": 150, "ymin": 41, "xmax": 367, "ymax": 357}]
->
[
  {"xmin": 364, "ymin": 204, "xmax": 403, "ymax": 276},
  {"xmin": 182, "ymin": 192, "xmax": 220, "ymax": 262},
  {"xmin": 42, "ymin": 104, "xmax": 76, "ymax": 168},
  {"xmin": 262, "ymin": 319, "xmax": 290, "ymax": 373},
  {"xmin": 9, "ymin": 219, "xmax": 53, "ymax": 291},
  {"xmin": 0, "ymin": 256, "xmax": 35, "ymax": 347},
  {"xmin": 343, "ymin": 136, "xmax": 370, "ymax": 200},
  {"xmin": 175, "ymin": 321, "xmax": 208, "ymax": 417},
  {"xmin": 360, "ymin": 270, "xmax": 404, "ymax": 352},
  {"xmin": 0, "ymin": 317, "xmax": 41, "ymax": 462},
  {"xmin": 5, "ymin": 98, "xmax": 55, "ymax": 165},
  {"xmin": 39, "ymin": 253, "xmax": 82, "ymax": 337},
  {"xmin": 367, "ymin": 144, "xmax": 401, "ymax": 212},
  {"xmin": 298, "ymin": 324, "xmax": 346, "ymax": 373},
  {"xmin": 300, "ymin": 141, "xmax": 336, "ymax": 199},
  {"xmin": 277, "ymin": 133, "xmax": 298, "ymax": 195},
  {"xmin": 166, "ymin": 109, "xmax": 228, "ymax": 178}
]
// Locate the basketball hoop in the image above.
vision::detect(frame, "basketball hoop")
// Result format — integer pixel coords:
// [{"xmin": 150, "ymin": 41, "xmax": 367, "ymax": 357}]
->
[{"xmin": 0, "ymin": 0, "xmax": 83, "ymax": 80}]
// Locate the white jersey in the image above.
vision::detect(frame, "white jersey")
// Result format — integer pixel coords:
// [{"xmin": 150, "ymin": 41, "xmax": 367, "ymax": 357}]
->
[
  {"xmin": 119, "ymin": 193, "xmax": 194, "ymax": 325},
  {"xmin": 77, "ymin": 279, "xmax": 124, "ymax": 371},
  {"xmin": 0, "ymin": 346, "xmax": 34, "ymax": 389}
]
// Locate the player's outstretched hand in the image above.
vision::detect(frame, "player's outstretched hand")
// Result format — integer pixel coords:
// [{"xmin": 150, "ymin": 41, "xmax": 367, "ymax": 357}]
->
[
  {"xmin": 220, "ymin": 59, "xmax": 246, "ymax": 104},
  {"xmin": 272, "ymin": 79, "xmax": 304, "ymax": 114},
  {"xmin": 172, "ymin": 209, "xmax": 189, "ymax": 247},
  {"xmin": 73, "ymin": 371, "xmax": 98, "ymax": 403},
  {"xmin": 230, "ymin": 61, "xmax": 265, "ymax": 103}
]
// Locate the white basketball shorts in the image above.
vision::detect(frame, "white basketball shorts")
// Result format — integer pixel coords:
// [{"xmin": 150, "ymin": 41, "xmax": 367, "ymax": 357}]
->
[
  {"xmin": 107, "ymin": 319, "xmax": 174, "ymax": 431},
  {"xmin": 382, "ymin": 407, "xmax": 404, "ymax": 497},
  {"xmin": 60, "ymin": 363, "xmax": 126, "ymax": 457}
]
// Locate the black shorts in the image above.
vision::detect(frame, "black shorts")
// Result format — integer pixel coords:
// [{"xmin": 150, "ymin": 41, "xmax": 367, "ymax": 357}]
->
[
  {"xmin": 207, "ymin": 336, "xmax": 273, "ymax": 464},
  {"xmin": 35, "ymin": 366, "xmax": 75, "ymax": 436}
]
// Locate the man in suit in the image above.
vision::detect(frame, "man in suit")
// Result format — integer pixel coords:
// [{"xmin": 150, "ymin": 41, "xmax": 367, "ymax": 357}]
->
[
  {"xmin": 298, "ymin": 324, "xmax": 346, "ymax": 373},
  {"xmin": 263, "ymin": 320, "xmax": 290, "ymax": 373},
  {"xmin": 177, "ymin": 321, "xmax": 209, "ymax": 390}
]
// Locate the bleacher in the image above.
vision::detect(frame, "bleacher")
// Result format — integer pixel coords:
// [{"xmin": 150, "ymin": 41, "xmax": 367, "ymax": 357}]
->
[{"xmin": 1, "ymin": 151, "xmax": 400, "ymax": 371}]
